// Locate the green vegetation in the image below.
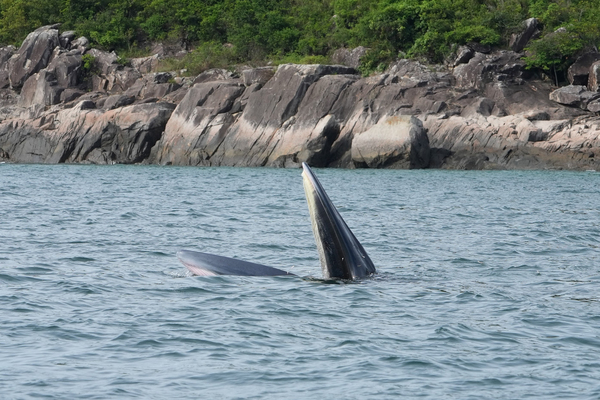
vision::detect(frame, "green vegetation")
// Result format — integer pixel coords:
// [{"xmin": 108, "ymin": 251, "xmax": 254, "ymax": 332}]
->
[{"xmin": 1, "ymin": 0, "xmax": 600, "ymax": 77}]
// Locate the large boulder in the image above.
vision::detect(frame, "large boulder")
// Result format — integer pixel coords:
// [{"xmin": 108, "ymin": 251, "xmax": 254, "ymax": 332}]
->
[
  {"xmin": 588, "ymin": 60, "xmax": 600, "ymax": 92},
  {"xmin": 85, "ymin": 48, "xmax": 119, "ymax": 75},
  {"xmin": 0, "ymin": 46, "xmax": 16, "ymax": 89},
  {"xmin": 567, "ymin": 52, "xmax": 600, "ymax": 86},
  {"xmin": 130, "ymin": 54, "xmax": 159, "ymax": 74},
  {"xmin": 8, "ymin": 25, "xmax": 60, "ymax": 88},
  {"xmin": 92, "ymin": 67, "xmax": 142, "ymax": 93},
  {"xmin": 549, "ymin": 85, "xmax": 600, "ymax": 109},
  {"xmin": 509, "ymin": 18, "xmax": 541, "ymax": 52},
  {"xmin": 59, "ymin": 31, "xmax": 76, "ymax": 49},
  {"xmin": 46, "ymin": 48, "xmax": 82, "ymax": 88},
  {"xmin": 331, "ymin": 46, "xmax": 368, "ymax": 69},
  {"xmin": 454, "ymin": 51, "xmax": 527, "ymax": 89},
  {"xmin": 351, "ymin": 115, "xmax": 430, "ymax": 168},
  {"xmin": 453, "ymin": 45, "xmax": 475, "ymax": 66},
  {"xmin": 242, "ymin": 67, "xmax": 275, "ymax": 87}
]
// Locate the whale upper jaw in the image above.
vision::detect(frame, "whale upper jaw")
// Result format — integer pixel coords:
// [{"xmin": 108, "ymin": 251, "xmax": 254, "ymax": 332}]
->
[{"xmin": 301, "ymin": 163, "xmax": 376, "ymax": 280}]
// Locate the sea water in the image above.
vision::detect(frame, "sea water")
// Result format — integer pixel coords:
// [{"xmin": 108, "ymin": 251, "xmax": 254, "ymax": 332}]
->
[{"xmin": 1, "ymin": 164, "xmax": 599, "ymax": 399}]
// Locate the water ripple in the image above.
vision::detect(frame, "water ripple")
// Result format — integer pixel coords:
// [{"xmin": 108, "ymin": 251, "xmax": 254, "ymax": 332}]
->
[{"xmin": 0, "ymin": 166, "xmax": 599, "ymax": 399}]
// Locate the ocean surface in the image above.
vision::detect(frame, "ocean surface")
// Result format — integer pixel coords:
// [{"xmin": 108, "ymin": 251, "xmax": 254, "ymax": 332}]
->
[{"xmin": 1, "ymin": 164, "xmax": 600, "ymax": 399}]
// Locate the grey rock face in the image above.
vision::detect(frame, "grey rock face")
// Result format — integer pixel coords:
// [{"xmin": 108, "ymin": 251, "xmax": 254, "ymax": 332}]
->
[
  {"xmin": 0, "ymin": 46, "xmax": 16, "ymax": 89},
  {"xmin": 454, "ymin": 51, "xmax": 527, "ymax": 90},
  {"xmin": 588, "ymin": 61, "xmax": 600, "ymax": 92},
  {"xmin": 550, "ymin": 85, "xmax": 600, "ymax": 109},
  {"xmin": 70, "ymin": 37, "xmax": 89, "ymax": 53},
  {"xmin": 454, "ymin": 46, "xmax": 475, "ymax": 66},
  {"xmin": 567, "ymin": 52, "xmax": 600, "ymax": 86},
  {"xmin": 60, "ymin": 88, "xmax": 85, "ymax": 103},
  {"xmin": 103, "ymin": 94, "xmax": 136, "ymax": 110},
  {"xmin": 509, "ymin": 18, "xmax": 541, "ymax": 52},
  {"xmin": 8, "ymin": 25, "xmax": 60, "ymax": 88},
  {"xmin": 93, "ymin": 67, "xmax": 142, "ymax": 93},
  {"xmin": 86, "ymin": 49, "xmax": 119, "ymax": 75},
  {"xmin": 59, "ymin": 31, "xmax": 76, "ymax": 49},
  {"xmin": 19, "ymin": 70, "xmax": 63, "ymax": 107},
  {"xmin": 193, "ymin": 69, "xmax": 237, "ymax": 84},
  {"xmin": 150, "ymin": 81, "xmax": 245, "ymax": 165},
  {"xmin": 242, "ymin": 67, "xmax": 275, "ymax": 87},
  {"xmin": 46, "ymin": 48, "xmax": 82, "ymax": 88},
  {"xmin": 0, "ymin": 101, "xmax": 175, "ymax": 164},
  {"xmin": 130, "ymin": 54, "xmax": 159, "ymax": 74}
]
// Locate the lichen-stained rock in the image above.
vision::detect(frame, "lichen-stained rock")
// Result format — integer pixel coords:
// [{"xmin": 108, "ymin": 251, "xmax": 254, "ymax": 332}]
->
[
  {"xmin": 149, "ymin": 81, "xmax": 245, "ymax": 165},
  {"xmin": 351, "ymin": 115, "xmax": 430, "ymax": 168},
  {"xmin": 8, "ymin": 25, "xmax": 60, "ymax": 89}
]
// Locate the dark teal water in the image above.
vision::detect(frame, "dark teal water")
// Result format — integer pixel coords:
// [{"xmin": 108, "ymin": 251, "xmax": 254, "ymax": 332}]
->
[{"xmin": 1, "ymin": 164, "xmax": 600, "ymax": 399}]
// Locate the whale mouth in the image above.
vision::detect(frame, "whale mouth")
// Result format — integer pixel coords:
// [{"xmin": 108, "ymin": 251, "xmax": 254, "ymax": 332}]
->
[
  {"xmin": 301, "ymin": 163, "xmax": 376, "ymax": 280},
  {"xmin": 176, "ymin": 163, "xmax": 375, "ymax": 279}
]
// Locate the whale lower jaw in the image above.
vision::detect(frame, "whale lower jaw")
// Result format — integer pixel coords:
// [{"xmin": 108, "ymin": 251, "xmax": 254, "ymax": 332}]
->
[{"xmin": 177, "ymin": 250, "xmax": 292, "ymax": 277}]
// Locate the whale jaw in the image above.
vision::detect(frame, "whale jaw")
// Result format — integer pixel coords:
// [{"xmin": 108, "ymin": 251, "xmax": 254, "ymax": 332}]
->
[
  {"xmin": 177, "ymin": 250, "xmax": 293, "ymax": 277},
  {"xmin": 301, "ymin": 163, "xmax": 376, "ymax": 280}
]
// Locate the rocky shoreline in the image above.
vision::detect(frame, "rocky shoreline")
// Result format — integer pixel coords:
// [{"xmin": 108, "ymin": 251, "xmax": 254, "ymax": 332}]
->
[{"xmin": 1, "ymin": 24, "xmax": 600, "ymax": 170}]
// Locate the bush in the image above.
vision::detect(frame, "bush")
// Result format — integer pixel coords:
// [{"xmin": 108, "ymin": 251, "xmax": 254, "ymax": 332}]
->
[{"xmin": 158, "ymin": 41, "xmax": 238, "ymax": 76}]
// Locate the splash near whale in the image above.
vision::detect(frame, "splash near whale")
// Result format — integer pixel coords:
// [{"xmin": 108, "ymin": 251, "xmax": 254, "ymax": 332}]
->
[{"xmin": 177, "ymin": 163, "xmax": 376, "ymax": 280}]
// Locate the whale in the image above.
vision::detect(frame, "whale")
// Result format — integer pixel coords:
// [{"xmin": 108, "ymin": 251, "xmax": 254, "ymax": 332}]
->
[{"xmin": 177, "ymin": 163, "xmax": 376, "ymax": 280}]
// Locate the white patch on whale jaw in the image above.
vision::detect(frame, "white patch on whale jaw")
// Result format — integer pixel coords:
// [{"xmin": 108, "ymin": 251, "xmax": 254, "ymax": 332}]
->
[{"xmin": 182, "ymin": 262, "xmax": 219, "ymax": 277}]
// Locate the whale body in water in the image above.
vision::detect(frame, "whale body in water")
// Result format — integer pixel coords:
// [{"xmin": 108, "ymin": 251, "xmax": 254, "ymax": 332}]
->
[{"xmin": 177, "ymin": 163, "xmax": 376, "ymax": 280}]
